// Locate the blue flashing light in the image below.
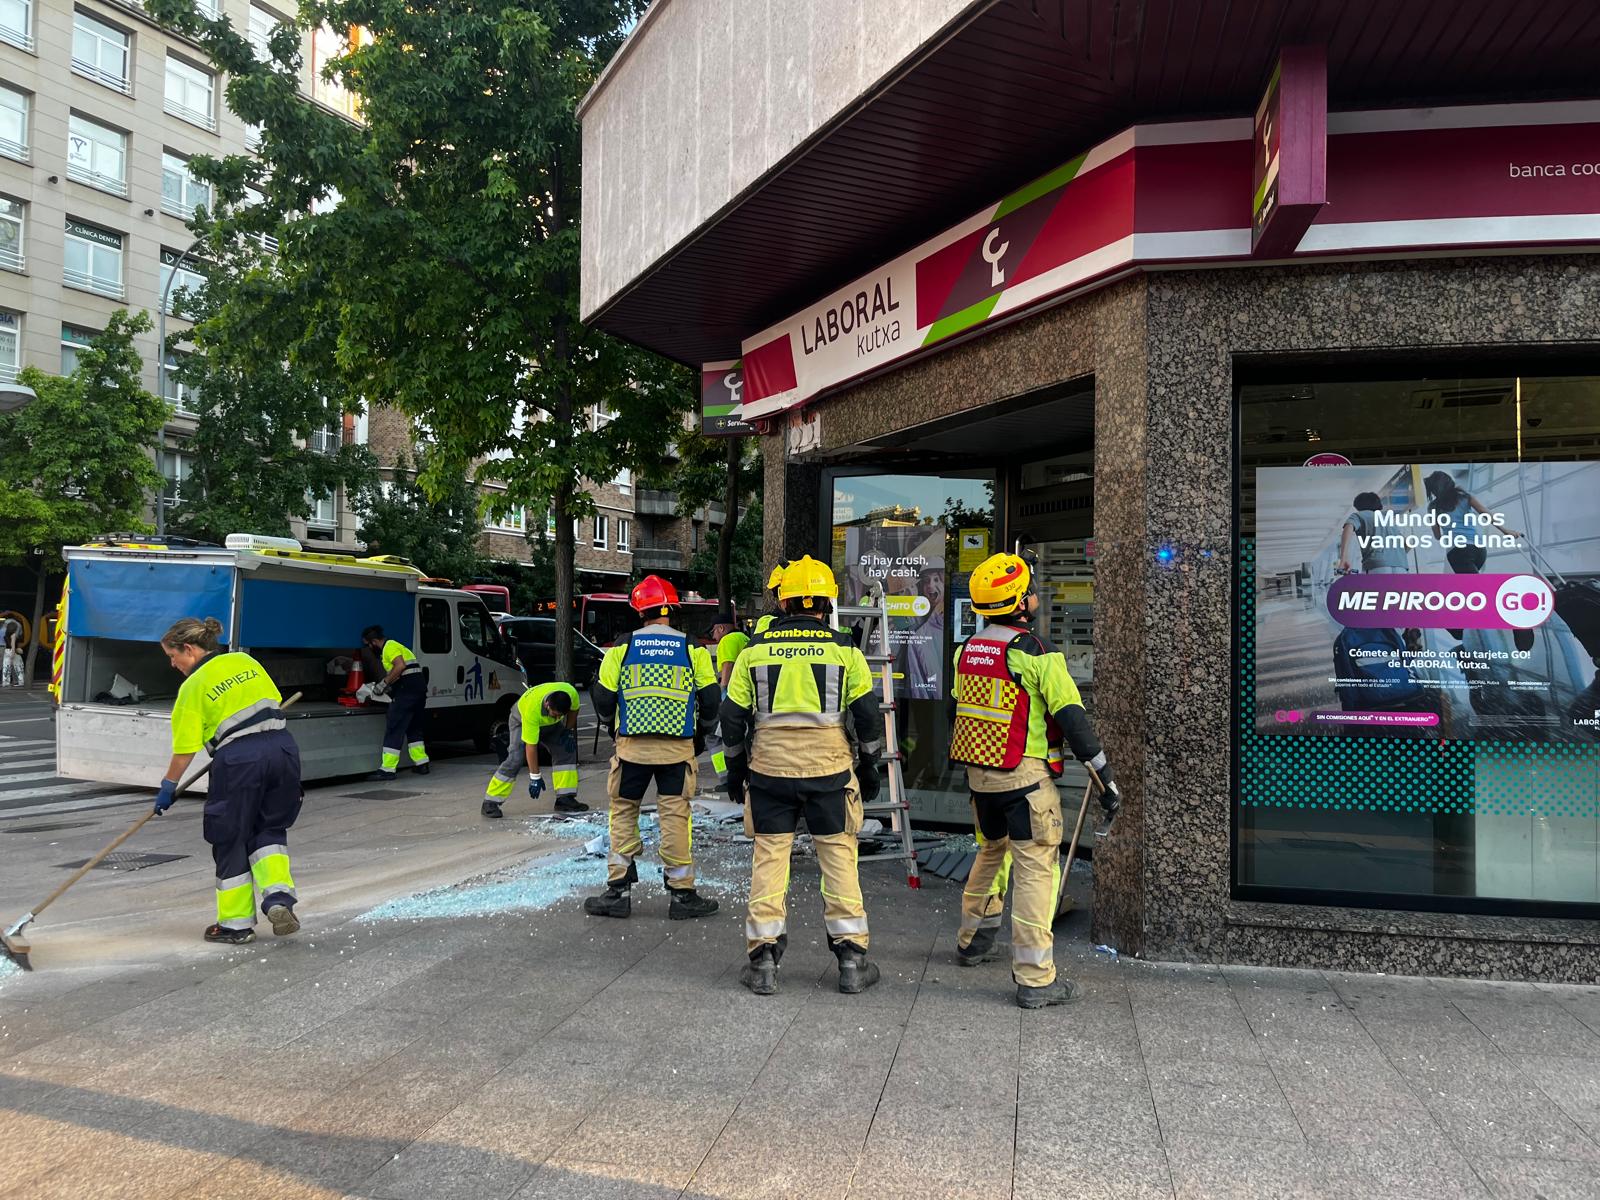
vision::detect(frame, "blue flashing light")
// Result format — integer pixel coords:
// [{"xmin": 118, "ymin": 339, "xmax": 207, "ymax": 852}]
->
[{"xmin": 1155, "ymin": 545, "xmax": 1175, "ymax": 564}]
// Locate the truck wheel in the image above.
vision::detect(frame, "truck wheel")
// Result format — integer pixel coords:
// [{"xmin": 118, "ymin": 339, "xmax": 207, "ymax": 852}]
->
[{"xmin": 476, "ymin": 706, "xmax": 511, "ymax": 758}]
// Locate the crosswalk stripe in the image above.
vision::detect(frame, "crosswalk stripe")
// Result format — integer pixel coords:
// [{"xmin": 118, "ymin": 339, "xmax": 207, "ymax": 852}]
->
[
  {"xmin": 0, "ymin": 754, "xmax": 56, "ymax": 768},
  {"xmin": 0, "ymin": 770, "xmax": 72, "ymax": 785},
  {"xmin": 0, "ymin": 793, "xmax": 149, "ymax": 820},
  {"xmin": 0, "ymin": 738, "xmax": 52, "ymax": 750},
  {"xmin": 0, "ymin": 779, "xmax": 133, "ymax": 801}
]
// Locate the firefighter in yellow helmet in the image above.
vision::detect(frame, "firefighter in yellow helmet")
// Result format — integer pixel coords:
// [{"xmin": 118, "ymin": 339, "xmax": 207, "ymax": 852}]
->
[
  {"xmin": 949, "ymin": 551, "xmax": 1120, "ymax": 1009},
  {"xmin": 720, "ymin": 556, "xmax": 885, "ymax": 996}
]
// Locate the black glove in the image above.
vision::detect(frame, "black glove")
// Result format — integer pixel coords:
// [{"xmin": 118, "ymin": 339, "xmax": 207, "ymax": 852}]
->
[
  {"xmin": 693, "ymin": 729, "xmax": 707, "ymax": 756},
  {"xmin": 1097, "ymin": 770, "xmax": 1121, "ymax": 819},
  {"xmin": 857, "ymin": 758, "xmax": 882, "ymax": 803}
]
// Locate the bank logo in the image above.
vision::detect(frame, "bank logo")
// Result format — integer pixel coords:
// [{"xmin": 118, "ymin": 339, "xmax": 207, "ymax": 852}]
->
[{"xmin": 982, "ymin": 227, "xmax": 1010, "ymax": 287}]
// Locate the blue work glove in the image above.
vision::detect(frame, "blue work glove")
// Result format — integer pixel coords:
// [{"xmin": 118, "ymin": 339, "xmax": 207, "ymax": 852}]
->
[
  {"xmin": 153, "ymin": 778, "xmax": 178, "ymax": 815},
  {"xmin": 528, "ymin": 776, "xmax": 545, "ymax": 801}
]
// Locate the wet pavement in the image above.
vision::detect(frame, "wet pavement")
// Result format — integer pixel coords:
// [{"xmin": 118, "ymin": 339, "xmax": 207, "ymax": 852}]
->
[{"xmin": 2, "ymin": 718, "xmax": 1600, "ymax": 1198}]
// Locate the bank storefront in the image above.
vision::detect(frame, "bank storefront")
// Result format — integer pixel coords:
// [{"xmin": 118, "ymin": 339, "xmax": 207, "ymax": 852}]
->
[
  {"xmin": 583, "ymin": 16, "xmax": 1600, "ymax": 978},
  {"xmin": 734, "ymin": 102, "xmax": 1600, "ymax": 979}
]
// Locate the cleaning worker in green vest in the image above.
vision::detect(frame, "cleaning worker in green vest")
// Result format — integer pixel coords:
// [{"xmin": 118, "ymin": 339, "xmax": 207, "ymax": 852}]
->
[
  {"xmin": 154, "ymin": 616, "xmax": 301, "ymax": 945},
  {"xmin": 482, "ymin": 680, "xmax": 588, "ymax": 818},
  {"xmin": 359, "ymin": 624, "xmax": 429, "ymax": 780},
  {"xmin": 586, "ymin": 575, "xmax": 722, "ymax": 920},
  {"xmin": 948, "ymin": 551, "xmax": 1120, "ymax": 1009},
  {"xmin": 721, "ymin": 556, "xmax": 885, "ymax": 996},
  {"xmin": 752, "ymin": 562, "xmax": 789, "ymax": 635}
]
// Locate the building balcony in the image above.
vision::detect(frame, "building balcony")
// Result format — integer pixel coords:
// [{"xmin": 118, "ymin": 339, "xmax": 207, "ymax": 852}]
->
[
  {"xmin": 631, "ymin": 546, "xmax": 682, "ymax": 571},
  {"xmin": 634, "ymin": 488, "xmax": 678, "ymax": 516}
]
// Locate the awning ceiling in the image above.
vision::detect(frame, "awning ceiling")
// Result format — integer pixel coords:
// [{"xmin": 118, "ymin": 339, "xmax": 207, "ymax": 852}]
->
[{"xmin": 589, "ymin": 0, "xmax": 1600, "ymax": 367}]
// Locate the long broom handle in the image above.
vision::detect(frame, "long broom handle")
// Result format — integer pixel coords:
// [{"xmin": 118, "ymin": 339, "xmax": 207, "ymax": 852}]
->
[{"xmin": 23, "ymin": 692, "xmax": 302, "ymax": 922}]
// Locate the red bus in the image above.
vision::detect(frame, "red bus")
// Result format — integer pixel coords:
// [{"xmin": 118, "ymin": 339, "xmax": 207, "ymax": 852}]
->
[{"xmin": 532, "ymin": 592, "xmax": 722, "ymax": 647}]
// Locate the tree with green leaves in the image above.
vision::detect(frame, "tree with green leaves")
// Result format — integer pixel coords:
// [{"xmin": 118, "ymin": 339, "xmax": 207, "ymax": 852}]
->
[
  {"xmin": 355, "ymin": 452, "xmax": 483, "ymax": 583},
  {"xmin": 671, "ymin": 434, "xmax": 763, "ymax": 611},
  {"xmin": 163, "ymin": 221, "xmax": 378, "ymax": 545},
  {"xmin": 688, "ymin": 498, "xmax": 765, "ymax": 608},
  {"xmin": 148, "ymin": 0, "xmax": 695, "ymax": 682},
  {"xmin": 0, "ymin": 312, "xmax": 168, "ymax": 682}
]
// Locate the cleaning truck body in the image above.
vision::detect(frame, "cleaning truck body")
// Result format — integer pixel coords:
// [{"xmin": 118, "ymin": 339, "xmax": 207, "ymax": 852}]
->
[{"xmin": 54, "ymin": 534, "xmax": 525, "ymax": 789}]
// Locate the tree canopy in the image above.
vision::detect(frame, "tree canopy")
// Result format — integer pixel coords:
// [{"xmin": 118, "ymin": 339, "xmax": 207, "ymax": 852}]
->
[
  {"xmin": 356, "ymin": 451, "xmax": 484, "ymax": 584},
  {"xmin": 148, "ymin": 0, "xmax": 695, "ymax": 676}
]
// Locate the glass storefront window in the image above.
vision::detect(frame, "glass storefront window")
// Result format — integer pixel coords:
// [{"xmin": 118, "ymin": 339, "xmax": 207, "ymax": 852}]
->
[
  {"xmin": 1235, "ymin": 371, "xmax": 1600, "ymax": 915},
  {"xmin": 830, "ymin": 470, "xmax": 995, "ymax": 823}
]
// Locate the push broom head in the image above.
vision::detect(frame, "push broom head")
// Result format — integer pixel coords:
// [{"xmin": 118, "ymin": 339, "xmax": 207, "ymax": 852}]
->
[{"xmin": 1, "ymin": 916, "xmax": 34, "ymax": 972}]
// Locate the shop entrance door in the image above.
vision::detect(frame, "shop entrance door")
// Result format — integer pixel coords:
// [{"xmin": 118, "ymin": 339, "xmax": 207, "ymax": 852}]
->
[{"xmin": 1006, "ymin": 450, "xmax": 1096, "ymax": 708}]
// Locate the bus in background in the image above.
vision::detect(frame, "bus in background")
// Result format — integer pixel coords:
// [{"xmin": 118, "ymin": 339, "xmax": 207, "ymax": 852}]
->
[
  {"xmin": 462, "ymin": 583, "xmax": 513, "ymax": 617},
  {"xmin": 532, "ymin": 592, "xmax": 722, "ymax": 646}
]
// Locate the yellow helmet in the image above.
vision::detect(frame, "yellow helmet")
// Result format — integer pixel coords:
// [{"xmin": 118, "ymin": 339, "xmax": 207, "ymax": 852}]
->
[
  {"xmin": 765, "ymin": 564, "xmax": 786, "ymax": 592},
  {"xmin": 969, "ymin": 552, "xmax": 1032, "ymax": 617},
  {"xmin": 778, "ymin": 556, "xmax": 839, "ymax": 606}
]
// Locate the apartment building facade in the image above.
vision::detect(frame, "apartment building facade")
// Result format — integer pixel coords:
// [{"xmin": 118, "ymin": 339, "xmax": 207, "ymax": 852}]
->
[{"xmin": 0, "ymin": 0, "xmax": 366, "ymax": 542}]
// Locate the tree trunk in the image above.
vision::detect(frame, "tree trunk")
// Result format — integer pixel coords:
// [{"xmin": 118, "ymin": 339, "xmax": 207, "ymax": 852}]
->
[
  {"xmin": 23, "ymin": 564, "xmax": 47, "ymax": 688},
  {"xmin": 716, "ymin": 440, "xmax": 740, "ymax": 611},
  {"xmin": 552, "ymin": 482, "xmax": 575, "ymax": 686}
]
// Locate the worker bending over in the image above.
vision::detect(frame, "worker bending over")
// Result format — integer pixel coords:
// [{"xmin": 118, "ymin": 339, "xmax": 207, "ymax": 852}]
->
[
  {"xmin": 949, "ymin": 552, "xmax": 1120, "ymax": 1009},
  {"xmin": 483, "ymin": 680, "xmax": 587, "ymax": 818},
  {"xmin": 721, "ymin": 556, "xmax": 885, "ymax": 996},
  {"xmin": 359, "ymin": 624, "xmax": 429, "ymax": 781},
  {"xmin": 154, "ymin": 617, "xmax": 301, "ymax": 945},
  {"xmin": 587, "ymin": 576, "xmax": 721, "ymax": 920},
  {"xmin": 704, "ymin": 608, "xmax": 749, "ymax": 789}
]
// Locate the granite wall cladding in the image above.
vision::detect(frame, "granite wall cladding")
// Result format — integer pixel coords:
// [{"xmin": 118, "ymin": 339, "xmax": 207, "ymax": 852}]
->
[{"xmin": 762, "ymin": 254, "xmax": 1600, "ymax": 982}]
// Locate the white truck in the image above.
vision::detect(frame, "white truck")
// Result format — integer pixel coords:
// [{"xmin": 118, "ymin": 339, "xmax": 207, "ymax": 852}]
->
[{"xmin": 55, "ymin": 535, "xmax": 525, "ymax": 789}]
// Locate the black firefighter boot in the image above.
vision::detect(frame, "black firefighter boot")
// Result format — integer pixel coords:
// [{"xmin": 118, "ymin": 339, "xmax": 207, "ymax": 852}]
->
[
  {"xmin": 835, "ymin": 942, "xmax": 880, "ymax": 995},
  {"xmin": 667, "ymin": 888, "xmax": 719, "ymax": 920},
  {"xmin": 584, "ymin": 862, "xmax": 637, "ymax": 918},
  {"xmin": 739, "ymin": 947, "xmax": 779, "ymax": 996},
  {"xmin": 957, "ymin": 926, "xmax": 1003, "ymax": 967},
  {"xmin": 1016, "ymin": 977, "xmax": 1082, "ymax": 1009}
]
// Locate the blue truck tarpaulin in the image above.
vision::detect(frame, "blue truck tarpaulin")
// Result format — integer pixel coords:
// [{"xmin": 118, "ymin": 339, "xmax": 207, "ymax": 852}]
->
[
  {"xmin": 237, "ymin": 577, "xmax": 413, "ymax": 650},
  {"xmin": 68, "ymin": 559, "xmax": 233, "ymax": 642}
]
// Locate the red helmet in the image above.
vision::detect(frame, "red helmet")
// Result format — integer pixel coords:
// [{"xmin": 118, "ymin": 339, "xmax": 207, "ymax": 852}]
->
[{"xmin": 630, "ymin": 574, "xmax": 680, "ymax": 616}]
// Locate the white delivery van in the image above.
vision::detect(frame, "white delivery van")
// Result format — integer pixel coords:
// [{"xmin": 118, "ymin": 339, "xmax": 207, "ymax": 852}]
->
[{"xmin": 55, "ymin": 535, "xmax": 525, "ymax": 789}]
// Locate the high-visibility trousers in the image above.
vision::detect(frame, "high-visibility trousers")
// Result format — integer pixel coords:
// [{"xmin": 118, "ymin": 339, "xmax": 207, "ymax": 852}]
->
[
  {"xmin": 379, "ymin": 674, "xmax": 428, "ymax": 774},
  {"xmin": 485, "ymin": 705, "xmax": 578, "ymax": 803},
  {"xmin": 606, "ymin": 754, "xmax": 698, "ymax": 890},
  {"xmin": 958, "ymin": 759, "xmax": 1063, "ymax": 987},
  {"xmin": 744, "ymin": 767, "xmax": 867, "ymax": 959},
  {"xmin": 204, "ymin": 728, "xmax": 303, "ymax": 930}
]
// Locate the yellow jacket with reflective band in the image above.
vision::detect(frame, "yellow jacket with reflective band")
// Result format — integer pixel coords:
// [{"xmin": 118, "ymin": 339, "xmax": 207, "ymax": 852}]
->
[
  {"xmin": 171, "ymin": 651, "xmax": 284, "ymax": 755},
  {"xmin": 517, "ymin": 681, "xmax": 579, "ymax": 742},
  {"xmin": 950, "ymin": 625, "xmax": 1084, "ymax": 762},
  {"xmin": 381, "ymin": 639, "xmax": 420, "ymax": 675}
]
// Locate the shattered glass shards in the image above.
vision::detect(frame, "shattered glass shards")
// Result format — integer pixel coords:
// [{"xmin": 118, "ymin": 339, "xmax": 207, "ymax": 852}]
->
[{"xmin": 358, "ymin": 809, "xmax": 755, "ymax": 924}]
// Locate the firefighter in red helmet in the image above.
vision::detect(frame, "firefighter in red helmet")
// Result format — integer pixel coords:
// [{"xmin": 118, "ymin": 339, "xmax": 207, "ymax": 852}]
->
[{"xmin": 586, "ymin": 575, "xmax": 722, "ymax": 919}]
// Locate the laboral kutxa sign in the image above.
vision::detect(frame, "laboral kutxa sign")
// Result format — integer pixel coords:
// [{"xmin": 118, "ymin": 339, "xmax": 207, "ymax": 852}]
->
[
  {"xmin": 733, "ymin": 99, "xmax": 1600, "ymax": 421},
  {"xmin": 1250, "ymin": 462, "xmax": 1600, "ymax": 742}
]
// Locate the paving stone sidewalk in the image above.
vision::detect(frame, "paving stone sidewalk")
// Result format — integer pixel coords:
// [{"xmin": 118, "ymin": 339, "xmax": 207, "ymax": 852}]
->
[{"xmin": 3, "ymin": 766, "xmax": 1600, "ymax": 1198}]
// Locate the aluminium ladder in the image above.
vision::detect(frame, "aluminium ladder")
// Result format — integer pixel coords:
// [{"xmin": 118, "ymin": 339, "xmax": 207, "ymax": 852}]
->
[{"xmin": 833, "ymin": 582, "xmax": 921, "ymax": 888}]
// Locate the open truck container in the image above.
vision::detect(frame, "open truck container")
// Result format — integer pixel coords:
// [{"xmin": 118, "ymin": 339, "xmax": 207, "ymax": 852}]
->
[{"xmin": 57, "ymin": 541, "xmax": 525, "ymax": 790}]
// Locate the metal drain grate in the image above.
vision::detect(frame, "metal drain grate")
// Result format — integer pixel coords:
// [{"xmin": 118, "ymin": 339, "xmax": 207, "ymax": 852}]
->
[
  {"xmin": 5, "ymin": 821, "xmax": 95, "ymax": 834},
  {"xmin": 56, "ymin": 852, "xmax": 189, "ymax": 872},
  {"xmin": 350, "ymin": 789, "xmax": 421, "ymax": 800}
]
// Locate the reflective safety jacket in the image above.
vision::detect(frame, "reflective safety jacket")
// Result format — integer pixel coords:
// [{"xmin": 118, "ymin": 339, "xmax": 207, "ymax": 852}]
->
[
  {"xmin": 753, "ymin": 613, "xmax": 778, "ymax": 635},
  {"xmin": 381, "ymin": 639, "xmax": 422, "ymax": 677},
  {"xmin": 594, "ymin": 625, "xmax": 719, "ymax": 739},
  {"xmin": 517, "ymin": 681, "xmax": 580, "ymax": 741},
  {"xmin": 171, "ymin": 650, "xmax": 285, "ymax": 755},
  {"xmin": 716, "ymin": 631, "xmax": 750, "ymax": 672},
  {"xmin": 948, "ymin": 622, "xmax": 1105, "ymax": 775},
  {"xmin": 719, "ymin": 615, "xmax": 884, "ymax": 775}
]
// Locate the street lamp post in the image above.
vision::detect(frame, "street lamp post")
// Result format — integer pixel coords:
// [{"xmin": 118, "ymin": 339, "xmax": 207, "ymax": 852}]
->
[{"xmin": 155, "ymin": 235, "xmax": 207, "ymax": 537}]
